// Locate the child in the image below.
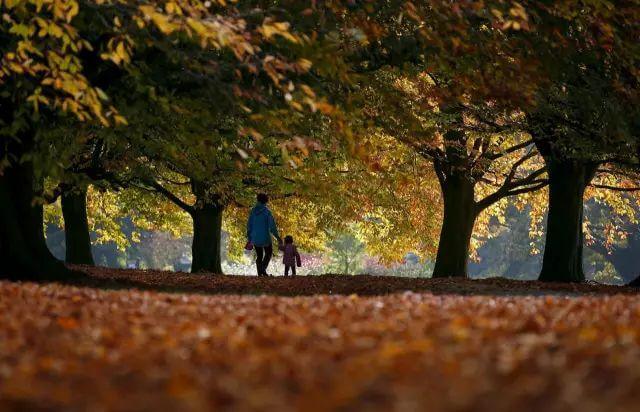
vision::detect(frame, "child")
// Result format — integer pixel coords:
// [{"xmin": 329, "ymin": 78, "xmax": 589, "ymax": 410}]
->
[{"xmin": 279, "ymin": 235, "xmax": 301, "ymax": 276}]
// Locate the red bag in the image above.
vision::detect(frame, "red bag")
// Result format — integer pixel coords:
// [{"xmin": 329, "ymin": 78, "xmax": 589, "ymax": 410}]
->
[{"xmin": 245, "ymin": 241, "xmax": 254, "ymax": 251}]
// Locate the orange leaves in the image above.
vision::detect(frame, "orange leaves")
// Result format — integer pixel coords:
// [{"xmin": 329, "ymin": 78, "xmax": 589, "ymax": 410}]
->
[
  {"xmin": 1, "ymin": 275, "xmax": 640, "ymax": 410},
  {"xmin": 56, "ymin": 316, "xmax": 79, "ymax": 330}
]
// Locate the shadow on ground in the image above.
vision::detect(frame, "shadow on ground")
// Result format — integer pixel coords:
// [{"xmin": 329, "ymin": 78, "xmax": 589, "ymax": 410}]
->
[{"xmin": 58, "ymin": 265, "xmax": 640, "ymax": 297}]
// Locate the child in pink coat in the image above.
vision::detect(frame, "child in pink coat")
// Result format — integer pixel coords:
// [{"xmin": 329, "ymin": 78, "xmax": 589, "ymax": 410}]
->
[{"xmin": 279, "ymin": 235, "xmax": 301, "ymax": 276}]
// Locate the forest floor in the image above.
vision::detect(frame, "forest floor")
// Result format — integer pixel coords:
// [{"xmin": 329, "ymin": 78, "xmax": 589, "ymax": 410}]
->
[
  {"xmin": 69, "ymin": 265, "xmax": 638, "ymax": 296},
  {"xmin": 2, "ymin": 267, "xmax": 640, "ymax": 411}
]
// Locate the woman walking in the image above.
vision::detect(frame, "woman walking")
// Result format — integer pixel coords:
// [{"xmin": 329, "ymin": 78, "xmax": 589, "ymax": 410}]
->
[{"xmin": 246, "ymin": 193, "xmax": 282, "ymax": 276}]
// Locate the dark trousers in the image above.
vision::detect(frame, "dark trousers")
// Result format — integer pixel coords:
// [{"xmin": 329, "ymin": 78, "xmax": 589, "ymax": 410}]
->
[
  {"xmin": 255, "ymin": 245, "xmax": 273, "ymax": 276},
  {"xmin": 285, "ymin": 265, "xmax": 296, "ymax": 276}
]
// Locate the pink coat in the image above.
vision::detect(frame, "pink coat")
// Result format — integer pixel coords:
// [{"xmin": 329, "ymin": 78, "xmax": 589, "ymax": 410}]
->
[{"xmin": 280, "ymin": 243, "xmax": 301, "ymax": 267}]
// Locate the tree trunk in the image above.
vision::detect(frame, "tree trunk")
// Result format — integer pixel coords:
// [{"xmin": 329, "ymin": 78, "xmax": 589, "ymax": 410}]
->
[
  {"xmin": 432, "ymin": 175, "xmax": 477, "ymax": 278},
  {"xmin": 190, "ymin": 203, "xmax": 224, "ymax": 274},
  {"xmin": 0, "ymin": 160, "xmax": 70, "ymax": 280},
  {"xmin": 61, "ymin": 187, "xmax": 94, "ymax": 265},
  {"xmin": 538, "ymin": 159, "xmax": 596, "ymax": 282}
]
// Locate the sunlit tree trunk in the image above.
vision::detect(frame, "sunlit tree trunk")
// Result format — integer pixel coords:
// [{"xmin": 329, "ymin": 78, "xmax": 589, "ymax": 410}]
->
[
  {"xmin": 538, "ymin": 158, "xmax": 597, "ymax": 282},
  {"xmin": 61, "ymin": 186, "xmax": 94, "ymax": 265}
]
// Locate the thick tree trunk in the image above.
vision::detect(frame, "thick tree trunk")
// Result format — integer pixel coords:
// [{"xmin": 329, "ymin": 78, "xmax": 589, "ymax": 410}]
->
[
  {"xmin": 538, "ymin": 159, "xmax": 596, "ymax": 282},
  {"xmin": 190, "ymin": 203, "xmax": 224, "ymax": 274},
  {"xmin": 0, "ymin": 160, "xmax": 70, "ymax": 280},
  {"xmin": 432, "ymin": 175, "xmax": 477, "ymax": 278},
  {"xmin": 61, "ymin": 187, "xmax": 94, "ymax": 265}
]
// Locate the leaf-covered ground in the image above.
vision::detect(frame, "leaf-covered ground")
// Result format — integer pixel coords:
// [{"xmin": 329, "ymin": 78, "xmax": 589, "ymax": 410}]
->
[
  {"xmin": 2, "ymin": 269, "xmax": 640, "ymax": 411},
  {"xmin": 71, "ymin": 265, "xmax": 637, "ymax": 296}
]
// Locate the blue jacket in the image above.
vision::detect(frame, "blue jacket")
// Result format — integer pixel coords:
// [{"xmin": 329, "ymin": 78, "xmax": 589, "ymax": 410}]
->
[{"xmin": 247, "ymin": 203, "xmax": 281, "ymax": 247}]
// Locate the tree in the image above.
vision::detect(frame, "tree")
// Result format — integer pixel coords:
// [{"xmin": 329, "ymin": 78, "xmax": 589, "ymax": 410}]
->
[
  {"xmin": 394, "ymin": 0, "xmax": 640, "ymax": 281},
  {"xmin": 1, "ymin": 0, "xmax": 316, "ymax": 279},
  {"xmin": 518, "ymin": 3, "xmax": 640, "ymax": 282},
  {"xmin": 349, "ymin": 67, "xmax": 547, "ymax": 278},
  {"xmin": 40, "ymin": 135, "xmax": 124, "ymax": 266},
  {"xmin": 326, "ymin": 233, "xmax": 366, "ymax": 275},
  {"xmin": 306, "ymin": 2, "xmax": 553, "ymax": 278}
]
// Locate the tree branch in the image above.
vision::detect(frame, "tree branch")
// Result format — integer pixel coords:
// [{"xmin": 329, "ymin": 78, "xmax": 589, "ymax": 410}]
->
[
  {"xmin": 483, "ymin": 139, "xmax": 535, "ymax": 161},
  {"xmin": 43, "ymin": 183, "xmax": 67, "ymax": 205},
  {"xmin": 504, "ymin": 181, "xmax": 549, "ymax": 197},
  {"xmin": 141, "ymin": 180, "xmax": 194, "ymax": 214},
  {"xmin": 590, "ymin": 184, "xmax": 640, "ymax": 192},
  {"xmin": 476, "ymin": 164, "xmax": 548, "ymax": 212}
]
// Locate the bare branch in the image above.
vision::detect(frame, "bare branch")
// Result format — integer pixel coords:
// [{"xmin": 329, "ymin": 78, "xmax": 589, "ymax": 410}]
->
[
  {"xmin": 483, "ymin": 139, "xmax": 535, "ymax": 161},
  {"xmin": 590, "ymin": 184, "xmax": 640, "ymax": 192},
  {"xmin": 476, "ymin": 164, "xmax": 548, "ymax": 211},
  {"xmin": 504, "ymin": 181, "xmax": 549, "ymax": 197},
  {"xmin": 145, "ymin": 180, "xmax": 194, "ymax": 214}
]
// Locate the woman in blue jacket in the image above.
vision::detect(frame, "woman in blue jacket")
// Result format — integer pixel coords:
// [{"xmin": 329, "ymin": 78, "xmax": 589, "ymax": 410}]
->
[{"xmin": 247, "ymin": 193, "xmax": 282, "ymax": 276}]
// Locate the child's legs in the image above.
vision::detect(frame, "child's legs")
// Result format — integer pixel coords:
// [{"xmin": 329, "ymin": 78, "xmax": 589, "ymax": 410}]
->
[
  {"xmin": 291, "ymin": 265, "xmax": 296, "ymax": 276},
  {"xmin": 284, "ymin": 265, "xmax": 291, "ymax": 276}
]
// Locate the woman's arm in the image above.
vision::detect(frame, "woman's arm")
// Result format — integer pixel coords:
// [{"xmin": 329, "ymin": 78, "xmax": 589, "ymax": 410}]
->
[{"xmin": 268, "ymin": 211, "xmax": 282, "ymax": 243}]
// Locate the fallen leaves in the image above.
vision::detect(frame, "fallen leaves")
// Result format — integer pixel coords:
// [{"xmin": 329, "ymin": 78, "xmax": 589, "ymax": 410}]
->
[
  {"xmin": 56, "ymin": 317, "xmax": 79, "ymax": 331},
  {"xmin": 1, "ymin": 275, "xmax": 640, "ymax": 411},
  {"xmin": 69, "ymin": 265, "xmax": 639, "ymax": 297}
]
